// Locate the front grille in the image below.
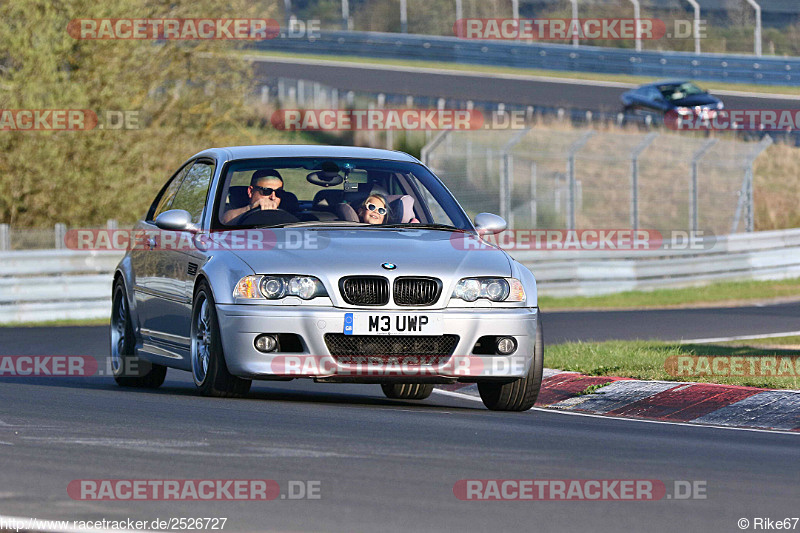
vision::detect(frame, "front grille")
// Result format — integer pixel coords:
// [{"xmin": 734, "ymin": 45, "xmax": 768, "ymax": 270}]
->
[
  {"xmin": 324, "ymin": 334, "xmax": 459, "ymax": 365},
  {"xmin": 340, "ymin": 276, "xmax": 390, "ymax": 306},
  {"xmin": 394, "ymin": 277, "xmax": 442, "ymax": 306}
]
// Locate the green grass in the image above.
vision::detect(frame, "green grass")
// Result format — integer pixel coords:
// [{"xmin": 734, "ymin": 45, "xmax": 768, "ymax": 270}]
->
[
  {"xmin": 242, "ymin": 50, "xmax": 800, "ymax": 96},
  {"xmin": 539, "ymin": 277, "xmax": 800, "ymax": 311},
  {"xmin": 547, "ymin": 339, "xmax": 800, "ymax": 389}
]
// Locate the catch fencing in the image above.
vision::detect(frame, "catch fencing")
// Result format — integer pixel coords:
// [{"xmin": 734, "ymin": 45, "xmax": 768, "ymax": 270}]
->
[{"xmin": 422, "ymin": 126, "xmax": 773, "ymax": 236}]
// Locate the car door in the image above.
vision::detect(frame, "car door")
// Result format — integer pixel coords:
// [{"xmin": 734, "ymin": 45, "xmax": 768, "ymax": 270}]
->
[
  {"xmin": 143, "ymin": 159, "xmax": 215, "ymax": 365},
  {"xmin": 130, "ymin": 162, "xmax": 191, "ymax": 345}
]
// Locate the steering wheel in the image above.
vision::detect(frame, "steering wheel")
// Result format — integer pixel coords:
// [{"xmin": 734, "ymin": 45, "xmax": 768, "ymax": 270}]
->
[{"xmin": 233, "ymin": 207, "xmax": 299, "ymax": 226}]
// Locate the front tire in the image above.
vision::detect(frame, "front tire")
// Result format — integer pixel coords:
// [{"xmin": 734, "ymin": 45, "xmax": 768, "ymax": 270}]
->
[
  {"xmin": 478, "ymin": 319, "xmax": 544, "ymax": 411},
  {"xmin": 381, "ymin": 383, "xmax": 434, "ymax": 400},
  {"xmin": 110, "ymin": 280, "xmax": 167, "ymax": 388},
  {"xmin": 191, "ymin": 281, "xmax": 251, "ymax": 398}
]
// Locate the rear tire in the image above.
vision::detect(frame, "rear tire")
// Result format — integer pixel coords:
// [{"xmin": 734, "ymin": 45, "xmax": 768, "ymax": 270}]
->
[
  {"xmin": 110, "ymin": 280, "xmax": 167, "ymax": 388},
  {"xmin": 478, "ymin": 318, "xmax": 544, "ymax": 411},
  {"xmin": 381, "ymin": 383, "xmax": 434, "ymax": 400},
  {"xmin": 191, "ymin": 281, "xmax": 251, "ymax": 398}
]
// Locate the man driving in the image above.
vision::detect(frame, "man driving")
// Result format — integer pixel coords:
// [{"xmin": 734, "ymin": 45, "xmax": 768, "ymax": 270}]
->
[{"xmin": 222, "ymin": 169, "xmax": 285, "ymax": 224}]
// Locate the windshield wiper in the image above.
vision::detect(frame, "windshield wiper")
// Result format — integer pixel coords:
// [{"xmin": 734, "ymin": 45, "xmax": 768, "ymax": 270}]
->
[
  {"xmin": 379, "ymin": 223, "xmax": 469, "ymax": 233},
  {"xmin": 255, "ymin": 221, "xmax": 365, "ymax": 229}
]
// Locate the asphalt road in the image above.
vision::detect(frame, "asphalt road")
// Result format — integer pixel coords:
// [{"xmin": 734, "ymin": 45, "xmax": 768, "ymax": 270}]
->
[
  {"xmin": 251, "ymin": 56, "xmax": 800, "ymax": 113},
  {"xmin": 0, "ymin": 305, "xmax": 798, "ymax": 532}
]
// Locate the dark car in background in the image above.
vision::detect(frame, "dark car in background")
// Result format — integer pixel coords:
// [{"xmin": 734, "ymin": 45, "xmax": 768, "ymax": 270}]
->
[{"xmin": 621, "ymin": 80, "xmax": 724, "ymax": 121}]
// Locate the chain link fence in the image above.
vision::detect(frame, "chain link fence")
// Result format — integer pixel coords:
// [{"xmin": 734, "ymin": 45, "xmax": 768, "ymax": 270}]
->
[{"xmin": 423, "ymin": 126, "xmax": 773, "ymax": 235}]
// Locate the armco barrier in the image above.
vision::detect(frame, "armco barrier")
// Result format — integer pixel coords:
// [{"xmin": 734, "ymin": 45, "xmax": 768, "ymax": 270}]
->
[
  {"xmin": 0, "ymin": 250, "xmax": 122, "ymax": 323},
  {"xmin": 252, "ymin": 31, "xmax": 799, "ymax": 86},
  {"xmin": 1, "ymin": 229, "xmax": 800, "ymax": 323}
]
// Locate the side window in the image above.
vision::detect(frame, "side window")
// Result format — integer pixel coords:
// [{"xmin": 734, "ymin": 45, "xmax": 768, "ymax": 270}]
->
[
  {"xmin": 648, "ymin": 87, "xmax": 664, "ymax": 101},
  {"xmin": 170, "ymin": 161, "xmax": 215, "ymax": 224},
  {"xmin": 149, "ymin": 164, "xmax": 190, "ymax": 222}
]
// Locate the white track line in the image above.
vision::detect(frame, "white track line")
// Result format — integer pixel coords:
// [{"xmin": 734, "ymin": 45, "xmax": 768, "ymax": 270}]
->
[
  {"xmin": 679, "ymin": 330, "xmax": 800, "ymax": 344},
  {"xmin": 431, "ymin": 388, "xmax": 800, "ymax": 435},
  {"xmin": 242, "ymin": 53, "xmax": 800, "ymax": 100}
]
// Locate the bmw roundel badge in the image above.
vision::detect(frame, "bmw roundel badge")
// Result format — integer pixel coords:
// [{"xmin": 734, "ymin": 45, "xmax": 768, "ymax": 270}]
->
[{"xmin": 381, "ymin": 262, "xmax": 397, "ymax": 270}]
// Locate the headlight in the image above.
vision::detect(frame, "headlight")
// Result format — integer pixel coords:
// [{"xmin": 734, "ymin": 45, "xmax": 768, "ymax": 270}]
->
[
  {"xmin": 676, "ymin": 107, "xmax": 693, "ymax": 116},
  {"xmin": 234, "ymin": 275, "xmax": 327, "ymax": 300},
  {"xmin": 451, "ymin": 278, "xmax": 525, "ymax": 302}
]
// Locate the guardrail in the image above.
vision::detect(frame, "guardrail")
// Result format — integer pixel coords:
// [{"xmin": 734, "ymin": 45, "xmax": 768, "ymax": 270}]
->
[
  {"xmin": 0, "ymin": 250, "xmax": 122, "ymax": 323},
  {"xmin": 1, "ymin": 228, "xmax": 799, "ymax": 323},
  {"xmin": 252, "ymin": 30, "xmax": 800, "ymax": 86}
]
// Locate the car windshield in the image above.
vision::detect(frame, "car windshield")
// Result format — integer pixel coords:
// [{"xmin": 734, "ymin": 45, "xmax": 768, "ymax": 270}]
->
[
  {"xmin": 215, "ymin": 157, "xmax": 473, "ymax": 231},
  {"xmin": 659, "ymin": 82, "xmax": 706, "ymax": 101}
]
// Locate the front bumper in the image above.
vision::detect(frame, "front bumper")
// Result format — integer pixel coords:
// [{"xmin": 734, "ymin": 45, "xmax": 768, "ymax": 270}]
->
[{"xmin": 216, "ymin": 304, "xmax": 538, "ymax": 381}]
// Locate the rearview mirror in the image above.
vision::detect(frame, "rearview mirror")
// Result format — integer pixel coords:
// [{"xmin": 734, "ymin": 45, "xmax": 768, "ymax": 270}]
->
[
  {"xmin": 155, "ymin": 209, "xmax": 198, "ymax": 233},
  {"xmin": 473, "ymin": 213, "xmax": 507, "ymax": 235}
]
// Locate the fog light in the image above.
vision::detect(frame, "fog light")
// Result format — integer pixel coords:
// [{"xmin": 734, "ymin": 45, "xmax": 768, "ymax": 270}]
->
[
  {"xmin": 255, "ymin": 334, "xmax": 278, "ymax": 353},
  {"xmin": 496, "ymin": 337, "xmax": 517, "ymax": 355}
]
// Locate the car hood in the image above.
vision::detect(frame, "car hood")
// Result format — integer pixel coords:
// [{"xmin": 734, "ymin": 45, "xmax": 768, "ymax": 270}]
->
[
  {"xmin": 228, "ymin": 227, "xmax": 512, "ymax": 280},
  {"xmin": 671, "ymin": 93, "xmax": 720, "ymax": 108}
]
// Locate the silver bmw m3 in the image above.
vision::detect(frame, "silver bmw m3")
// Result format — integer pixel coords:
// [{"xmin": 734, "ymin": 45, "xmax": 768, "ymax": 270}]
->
[{"xmin": 111, "ymin": 145, "xmax": 543, "ymax": 411}]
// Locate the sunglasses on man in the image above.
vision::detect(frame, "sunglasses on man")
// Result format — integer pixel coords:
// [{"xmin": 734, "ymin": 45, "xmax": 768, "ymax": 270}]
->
[
  {"xmin": 251, "ymin": 185, "xmax": 283, "ymax": 197},
  {"xmin": 366, "ymin": 202, "xmax": 387, "ymax": 215}
]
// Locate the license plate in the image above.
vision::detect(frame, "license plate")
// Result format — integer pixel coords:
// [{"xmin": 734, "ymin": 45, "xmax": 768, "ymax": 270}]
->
[{"xmin": 343, "ymin": 313, "xmax": 442, "ymax": 336}]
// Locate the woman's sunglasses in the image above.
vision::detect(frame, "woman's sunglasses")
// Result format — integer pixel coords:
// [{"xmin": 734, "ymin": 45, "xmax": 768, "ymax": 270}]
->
[{"xmin": 366, "ymin": 203, "xmax": 387, "ymax": 215}]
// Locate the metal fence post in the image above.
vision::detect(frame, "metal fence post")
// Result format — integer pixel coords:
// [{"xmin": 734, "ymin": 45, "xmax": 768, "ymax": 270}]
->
[
  {"xmin": 466, "ymin": 137, "xmax": 473, "ymax": 182},
  {"xmin": 54, "ymin": 223, "xmax": 67, "ymax": 250},
  {"xmin": 341, "ymin": 0, "xmax": 350, "ymax": 30},
  {"xmin": 570, "ymin": 0, "xmax": 579, "ymax": 47},
  {"xmin": 690, "ymin": 139, "xmax": 718, "ymax": 233},
  {"xmin": 686, "ymin": 0, "xmax": 702, "ymax": 54},
  {"xmin": 400, "ymin": 0, "xmax": 408, "ymax": 33},
  {"xmin": 566, "ymin": 132, "xmax": 594, "ymax": 230},
  {"xmin": 0, "ymin": 224, "xmax": 9, "ymax": 251},
  {"xmin": 283, "ymin": 0, "xmax": 292, "ymax": 30},
  {"xmin": 730, "ymin": 136, "xmax": 771, "ymax": 233},
  {"xmin": 297, "ymin": 80, "xmax": 305, "ymax": 107},
  {"xmin": 420, "ymin": 129, "xmax": 450, "ymax": 166},
  {"xmin": 630, "ymin": 132, "xmax": 658, "ymax": 231},
  {"xmin": 530, "ymin": 162, "xmax": 537, "ymax": 227},
  {"xmin": 627, "ymin": 0, "xmax": 642, "ymax": 52},
  {"xmin": 500, "ymin": 127, "xmax": 531, "ymax": 224},
  {"xmin": 745, "ymin": 0, "xmax": 762, "ymax": 56}
]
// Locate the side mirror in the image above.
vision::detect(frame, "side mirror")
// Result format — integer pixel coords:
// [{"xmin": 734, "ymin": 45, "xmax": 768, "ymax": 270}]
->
[
  {"xmin": 473, "ymin": 213, "xmax": 507, "ymax": 235},
  {"xmin": 155, "ymin": 209, "xmax": 198, "ymax": 233}
]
